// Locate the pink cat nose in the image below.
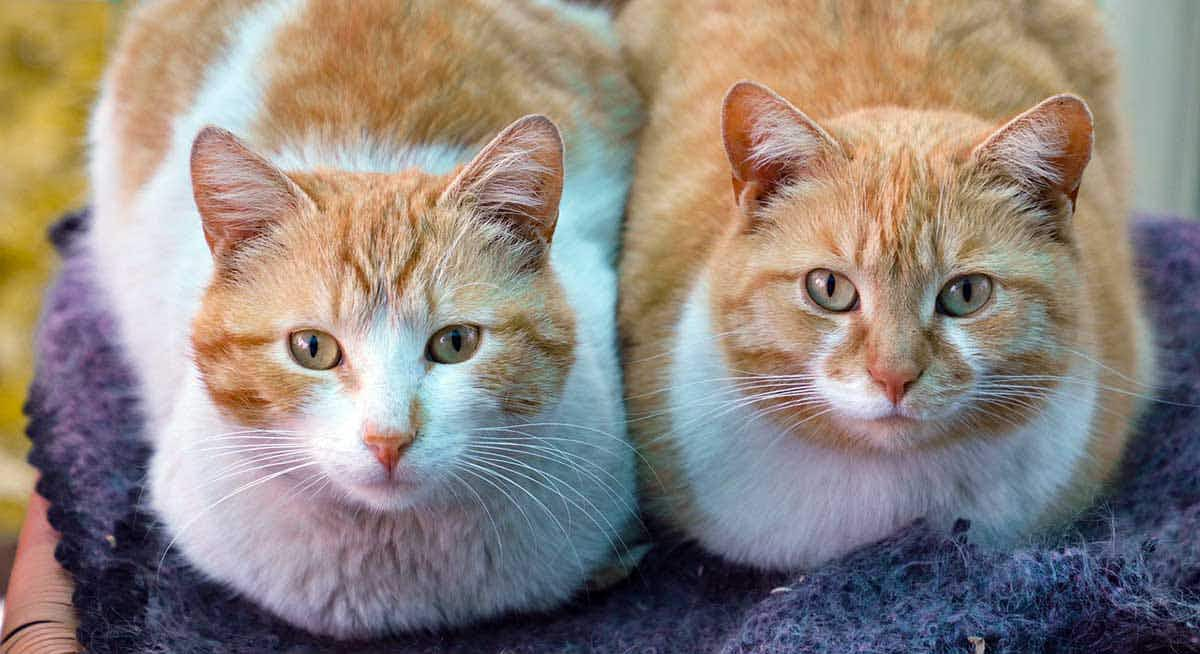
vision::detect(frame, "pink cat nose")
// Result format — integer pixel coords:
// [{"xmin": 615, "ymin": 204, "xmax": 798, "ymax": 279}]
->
[
  {"xmin": 363, "ymin": 428, "xmax": 415, "ymax": 472},
  {"xmin": 867, "ymin": 364, "xmax": 923, "ymax": 406}
]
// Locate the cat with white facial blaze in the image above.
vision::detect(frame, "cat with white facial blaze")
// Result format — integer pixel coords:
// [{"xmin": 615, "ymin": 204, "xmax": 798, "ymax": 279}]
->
[
  {"xmin": 88, "ymin": 0, "xmax": 640, "ymax": 637},
  {"xmin": 618, "ymin": 0, "xmax": 1154, "ymax": 570}
]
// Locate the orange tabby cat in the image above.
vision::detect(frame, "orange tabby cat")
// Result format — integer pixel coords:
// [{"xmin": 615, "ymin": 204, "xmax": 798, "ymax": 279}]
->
[
  {"xmin": 89, "ymin": 0, "xmax": 641, "ymax": 636},
  {"xmin": 618, "ymin": 0, "xmax": 1154, "ymax": 570}
]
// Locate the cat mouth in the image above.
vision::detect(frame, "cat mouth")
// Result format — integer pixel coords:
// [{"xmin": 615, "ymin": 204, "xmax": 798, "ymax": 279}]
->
[
  {"xmin": 833, "ymin": 408, "xmax": 925, "ymax": 445},
  {"xmin": 345, "ymin": 474, "xmax": 423, "ymax": 508},
  {"xmin": 355, "ymin": 468, "xmax": 422, "ymax": 494},
  {"xmin": 361, "ymin": 473, "xmax": 419, "ymax": 489},
  {"xmin": 846, "ymin": 404, "xmax": 922, "ymax": 424},
  {"xmin": 854, "ymin": 413, "xmax": 921, "ymax": 436},
  {"xmin": 870, "ymin": 413, "xmax": 919, "ymax": 427}
]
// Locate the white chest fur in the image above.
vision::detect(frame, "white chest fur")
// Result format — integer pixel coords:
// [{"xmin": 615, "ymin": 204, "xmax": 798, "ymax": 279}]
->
[{"xmin": 668, "ymin": 277, "xmax": 1098, "ymax": 570}]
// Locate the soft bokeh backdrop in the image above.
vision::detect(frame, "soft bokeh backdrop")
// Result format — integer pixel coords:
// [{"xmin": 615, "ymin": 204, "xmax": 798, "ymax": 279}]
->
[{"xmin": 0, "ymin": 2, "xmax": 114, "ymax": 539}]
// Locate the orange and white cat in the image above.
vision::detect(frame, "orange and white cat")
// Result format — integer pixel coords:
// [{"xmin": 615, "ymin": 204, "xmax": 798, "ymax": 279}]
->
[
  {"xmin": 88, "ymin": 0, "xmax": 640, "ymax": 637},
  {"xmin": 618, "ymin": 0, "xmax": 1153, "ymax": 570}
]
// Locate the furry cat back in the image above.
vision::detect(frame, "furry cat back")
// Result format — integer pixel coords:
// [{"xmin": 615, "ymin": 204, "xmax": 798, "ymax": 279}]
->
[
  {"xmin": 89, "ymin": 0, "xmax": 640, "ymax": 637},
  {"xmin": 619, "ymin": 0, "xmax": 1152, "ymax": 570}
]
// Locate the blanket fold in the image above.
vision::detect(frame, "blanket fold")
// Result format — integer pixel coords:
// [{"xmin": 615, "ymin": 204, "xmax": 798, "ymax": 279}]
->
[{"xmin": 26, "ymin": 211, "xmax": 1200, "ymax": 653}]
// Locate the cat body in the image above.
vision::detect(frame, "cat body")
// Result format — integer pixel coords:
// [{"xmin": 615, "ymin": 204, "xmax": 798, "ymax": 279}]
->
[
  {"xmin": 618, "ymin": 0, "xmax": 1153, "ymax": 570},
  {"xmin": 89, "ymin": 0, "xmax": 640, "ymax": 637}
]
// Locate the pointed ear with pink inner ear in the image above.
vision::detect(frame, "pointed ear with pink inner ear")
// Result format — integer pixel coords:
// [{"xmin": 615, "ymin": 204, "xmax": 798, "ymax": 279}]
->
[
  {"xmin": 971, "ymin": 94, "xmax": 1094, "ymax": 240},
  {"xmin": 721, "ymin": 80, "xmax": 844, "ymax": 223},
  {"xmin": 439, "ymin": 114, "xmax": 565, "ymax": 260},
  {"xmin": 190, "ymin": 125, "xmax": 316, "ymax": 259}
]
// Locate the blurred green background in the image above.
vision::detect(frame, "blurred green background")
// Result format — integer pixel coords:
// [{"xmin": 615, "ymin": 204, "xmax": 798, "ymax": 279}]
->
[{"xmin": 0, "ymin": 1, "xmax": 115, "ymax": 540}]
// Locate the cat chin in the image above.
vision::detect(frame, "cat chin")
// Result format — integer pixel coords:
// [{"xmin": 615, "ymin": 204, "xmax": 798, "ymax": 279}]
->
[
  {"xmin": 335, "ymin": 475, "xmax": 436, "ymax": 512},
  {"xmin": 818, "ymin": 392, "xmax": 975, "ymax": 451},
  {"xmin": 828, "ymin": 411, "xmax": 950, "ymax": 452},
  {"xmin": 834, "ymin": 417, "xmax": 923, "ymax": 451}
]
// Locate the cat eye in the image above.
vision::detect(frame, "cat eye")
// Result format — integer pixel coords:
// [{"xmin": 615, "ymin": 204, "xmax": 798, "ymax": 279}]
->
[
  {"xmin": 937, "ymin": 274, "xmax": 993, "ymax": 317},
  {"xmin": 427, "ymin": 324, "xmax": 481, "ymax": 364},
  {"xmin": 805, "ymin": 269, "xmax": 859, "ymax": 312},
  {"xmin": 288, "ymin": 329, "xmax": 342, "ymax": 370}
]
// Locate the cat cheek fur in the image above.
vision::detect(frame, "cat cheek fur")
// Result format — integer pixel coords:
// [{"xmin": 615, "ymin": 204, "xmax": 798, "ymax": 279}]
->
[
  {"xmin": 474, "ymin": 290, "xmax": 576, "ymax": 418},
  {"xmin": 191, "ymin": 307, "xmax": 321, "ymax": 429}
]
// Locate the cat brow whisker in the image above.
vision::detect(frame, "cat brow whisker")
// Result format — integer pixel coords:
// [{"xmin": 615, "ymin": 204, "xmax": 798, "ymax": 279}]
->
[
  {"xmin": 437, "ymin": 280, "xmax": 501, "ymax": 304},
  {"xmin": 432, "ymin": 214, "xmax": 475, "ymax": 288}
]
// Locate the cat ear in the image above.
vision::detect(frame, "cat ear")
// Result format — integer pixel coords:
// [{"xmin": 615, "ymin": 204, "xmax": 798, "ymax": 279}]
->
[
  {"xmin": 722, "ymin": 80, "xmax": 842, "ymax": 216},
  {"xmin": 190, "ymin": 126, "xmax": 314, "ymax": 258},
  {"xmin": 971, "ymin": 94, "xmax": 1093, "ymax": 231},
  {"xmin": 440, "ymin": 114, "xmax": 564, "ymax": 254}
]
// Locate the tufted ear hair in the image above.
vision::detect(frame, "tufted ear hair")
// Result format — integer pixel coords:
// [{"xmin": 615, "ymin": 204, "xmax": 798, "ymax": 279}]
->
[
  {"xmin": 722, "ymin": 80, "xmax": 843, "ymax": 220},
  {"xmin": 440, "ymin": 114, "xmax": 564, "ymax": 257},
  {"xmin": 971, "ymin": 94, "xmax": 1094, "ymax": 239},
  {"xmin": 190, "ymin": 125, "xmax": 315, "ymax": 259}
]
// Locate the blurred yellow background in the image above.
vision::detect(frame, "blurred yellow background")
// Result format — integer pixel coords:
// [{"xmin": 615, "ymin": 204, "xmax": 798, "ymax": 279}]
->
[{"xmin": 0, "ymin": 2, "xmax": 115, "ymax": 539}]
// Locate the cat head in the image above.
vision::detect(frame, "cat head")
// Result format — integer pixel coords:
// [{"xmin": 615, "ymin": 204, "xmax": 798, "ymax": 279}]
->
[
  {"xmin": 711, "ymin": 80, "xmax": 1093, "ymax": 452},
  {"xmin": 188, "ymin": 115, "xmax": 575, "ymax": 509}
]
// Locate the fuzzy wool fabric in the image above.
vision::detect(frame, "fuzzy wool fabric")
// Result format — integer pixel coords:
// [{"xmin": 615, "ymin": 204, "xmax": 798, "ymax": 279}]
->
[{"xmin": 25, "ymin": 210, "xmax": 1200, "ymax": 653}]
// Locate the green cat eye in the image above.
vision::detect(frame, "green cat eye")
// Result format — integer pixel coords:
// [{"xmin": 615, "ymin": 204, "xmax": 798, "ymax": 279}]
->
[
  {"xmin": 805, "ymin": 268, "xmax": 859, "ymax": 312},
  {"xmin": 288, "ymin": 329, "xmax": 342, "ymax": 370},
  {"xmin": 427, "ymin": 324, "xmax": 481, "ymax": 364},
  {"xmin": 937, "ymin": 274, "xmax": 993, "ymax": 317}
]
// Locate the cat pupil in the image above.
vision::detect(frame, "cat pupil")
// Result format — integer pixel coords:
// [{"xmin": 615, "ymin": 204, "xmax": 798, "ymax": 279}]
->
[
  {"xmin": 826, "ymin": 273, "xmax": 836, "ymax": 297},
  {"xmin": 962, "ymin": 279, "xmax": 973, "ymax": 303},
  {"xmin": 451, "ymin": 330, "xmax": 462, "ymax": 351},
  {"xmin": 307, "ymin": 335, "xmax": 319, "ymax": 358}
]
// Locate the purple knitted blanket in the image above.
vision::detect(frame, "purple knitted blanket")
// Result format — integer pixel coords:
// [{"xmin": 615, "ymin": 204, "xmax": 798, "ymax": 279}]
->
[{"xmin": 25, "ymin": 211, "xmax": 1200, "ymax": 653}]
